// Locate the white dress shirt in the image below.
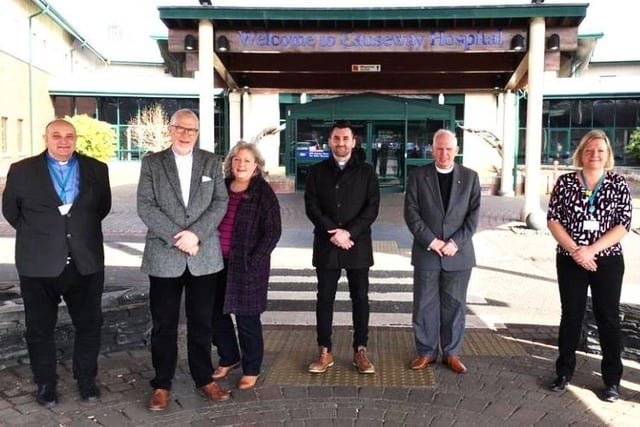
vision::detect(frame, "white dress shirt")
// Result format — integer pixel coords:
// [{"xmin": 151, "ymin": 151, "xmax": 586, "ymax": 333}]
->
[{"xmin": 173, "ymin": 148, "xmax": 193, "ymax": 207}]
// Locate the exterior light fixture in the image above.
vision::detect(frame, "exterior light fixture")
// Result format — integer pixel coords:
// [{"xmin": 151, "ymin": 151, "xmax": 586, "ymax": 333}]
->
[
  {"xmin": 548, "ymin": 33, "xmax": 560, "ymax": 51},
  {"xmin": 199, "ymin": 0, "xmax": 212, "ymax": 5},
  {"xmin": 216, "ymin": 35, "xmax": 229, "ymax": 52},
  {"xmin": 184, "ymin": 34, "xmax": 197, "ymax": 51},
  {"xmin": 493, "ymin": 74, "xmax": 504, "ymax": 91},
  {"xmin": 511, "ymin": 34, "xmax": 525, "ymax": 51}
]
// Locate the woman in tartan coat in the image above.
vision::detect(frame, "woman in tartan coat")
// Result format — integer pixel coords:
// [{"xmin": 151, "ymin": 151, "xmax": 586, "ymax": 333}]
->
[{"xmin": 210, "ymin": 141, "xmax": 282, "ymax": 390}]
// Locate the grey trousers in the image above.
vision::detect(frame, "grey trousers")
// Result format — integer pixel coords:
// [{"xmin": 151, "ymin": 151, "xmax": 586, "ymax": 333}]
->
[{"xmin": 412, "ymin": 268, "xmax": 472, "ymax": 357}]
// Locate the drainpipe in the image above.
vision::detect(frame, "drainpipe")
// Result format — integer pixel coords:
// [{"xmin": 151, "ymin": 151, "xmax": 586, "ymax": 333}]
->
[{"xmin": 28, "ymin": 5, "xmax": 49, "ymax": 154}]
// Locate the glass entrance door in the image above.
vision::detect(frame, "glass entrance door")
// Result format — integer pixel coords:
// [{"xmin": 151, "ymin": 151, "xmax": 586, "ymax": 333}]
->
[{"xmin": 370, "ymin": 121, "xmax": 404, "ymax": 191}]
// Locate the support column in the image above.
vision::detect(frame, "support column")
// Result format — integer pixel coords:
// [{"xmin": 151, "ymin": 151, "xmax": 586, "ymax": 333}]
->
[
  {"xmin": 241, "ymin": 91, "xmax": 250, "ymax": 140},
  {"xmin": 228, "ymin": 91, "xmax": 242, "ymax": 146},
  {"xmin": 499, "ymin": 90, "xmax": 516, "ymax": 196},
  {"xmin": 522, "ymin": 17, "xmax": 546, "ymax": 227},
  {"xmin": 198, "ymin": 19, "xmax": 215, "ymax": 152}
]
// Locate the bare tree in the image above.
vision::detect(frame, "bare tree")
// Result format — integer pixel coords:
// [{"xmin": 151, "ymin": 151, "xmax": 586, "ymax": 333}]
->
[{"xmin": 128, "ymin": 104, "xmax": 171, "ymax": 153}]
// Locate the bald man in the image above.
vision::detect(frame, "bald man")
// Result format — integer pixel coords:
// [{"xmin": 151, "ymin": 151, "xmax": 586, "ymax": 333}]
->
[{"xmin": 2, "ymin": 119, "xmax": 111, "ymax": 407}]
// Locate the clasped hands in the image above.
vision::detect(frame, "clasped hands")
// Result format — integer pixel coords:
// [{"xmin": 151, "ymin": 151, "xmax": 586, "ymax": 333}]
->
[
  {"xmin": 328, "ymin": 228, "xmax": 354, "ymax": 250},
  {"xmin": 429, "ymin": 238, "xmax": 458, "ymax": 257},
  {"xmin": 174, "ymin": 230, "xmax": 200, "ymax": 256},
  {"xmin": 570, "ymin": 245, "xmax": 598, "ymax": 271}
]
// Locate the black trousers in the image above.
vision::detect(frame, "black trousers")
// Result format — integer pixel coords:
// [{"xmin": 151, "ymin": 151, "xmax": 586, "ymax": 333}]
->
[
  {"xmin": 555, "ymin": 254, "xmax": 625, "ymax": 386},
  {"xmin": 19, "ymin": 262, "xmax": 104, "ymax": 386},
  {"xmin": 315, "ymin": 267, "xmax": 370, "ymax": 353},
  {"xmin": 211, "ymin": 266, "xmax": 264, "ymax": 376},
  {"xmin": 149, "ymin": 269, "xmax": 216, "ymax": 389}
]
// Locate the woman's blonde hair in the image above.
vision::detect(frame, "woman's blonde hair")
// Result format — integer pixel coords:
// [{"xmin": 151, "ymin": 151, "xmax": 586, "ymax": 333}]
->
[
  {"xmin": 572, "ymin": 129, "xmax": 615, "ymax": 170},
  {"xmin": 223, "ymin": 141, "xmax": 266, "ymax": 179}
]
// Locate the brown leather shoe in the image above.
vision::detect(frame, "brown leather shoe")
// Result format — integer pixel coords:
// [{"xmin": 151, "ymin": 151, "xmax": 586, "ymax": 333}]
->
[
  {"xmin": 201, "ymin": 381, "xmax": 230, "ymax": 401},
  {"xmin": 200, "ymin": 381, "xmax": 231, "ymax": 402},
  {"xmin": 410, "ymin": 355, "xmax": 437, "ymax": 370},
  {"xmin": 308, "ymin": 346, "xmax": 334, "ymax": 373},
  {"xmin": 443, "ymin": 355, "xmax": 467, "ymax": 374},
  {"xmin": 147, "ymin": 388, "xmax": 170, "ymax": 411},
  {"xmin": 238, "ymin": 375, "xmax": 260, "ymax": 390},
  {"xmin": 212, "ymin": 361, "xmax": 241, "ymax": 380},
  {"xmin": 353, "ymin": 346, "xmax": 375, "ymax": 374}
]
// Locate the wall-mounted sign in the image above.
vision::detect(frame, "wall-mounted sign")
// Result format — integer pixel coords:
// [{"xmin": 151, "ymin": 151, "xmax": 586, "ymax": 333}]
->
[
  {"xmin": 169, "ymin": 28, "xmax": 577, "ymax": 54},
  {"xmin": 214, "ymin": 29, "xmax": 515, "ymax": 53},
  {"xmin": 352, "ymin": 64, "xmax": 381, "ymax": 72}
]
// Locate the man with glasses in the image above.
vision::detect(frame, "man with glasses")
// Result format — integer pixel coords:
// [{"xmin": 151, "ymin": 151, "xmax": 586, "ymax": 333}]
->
[{"xmin": 137, "ymin": 108, "xmax": 230, "ymax": 410}]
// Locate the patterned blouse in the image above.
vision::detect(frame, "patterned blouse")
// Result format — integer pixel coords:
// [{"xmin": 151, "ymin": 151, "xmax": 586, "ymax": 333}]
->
[{"xmin": 547, "ymin": 171, "xmax": 632, "ymax": 257}]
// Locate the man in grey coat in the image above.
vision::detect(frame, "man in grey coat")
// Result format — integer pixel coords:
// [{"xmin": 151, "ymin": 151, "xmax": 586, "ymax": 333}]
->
[
  {"xmin": 404, "ymin": 129, "xmax": 480, "ymax": 374},
  {"xmin": 137, "ymin": 109, "xmax": 229, "ymax": 411}
]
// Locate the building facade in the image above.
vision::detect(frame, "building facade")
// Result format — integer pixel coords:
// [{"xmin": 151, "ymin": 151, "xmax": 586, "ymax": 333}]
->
[{"xmin": 2, "ymin": 1, "xmax": 639, "ymax": 205}]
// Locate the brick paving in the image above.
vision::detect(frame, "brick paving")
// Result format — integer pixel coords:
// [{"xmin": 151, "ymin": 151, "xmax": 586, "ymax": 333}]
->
[{"xmin": 0, "ymin": 166, "xmax": 639, "ymax": 426}]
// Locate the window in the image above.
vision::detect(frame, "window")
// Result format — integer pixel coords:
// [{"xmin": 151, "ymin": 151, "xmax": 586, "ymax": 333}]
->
[
  {"xmin": 1, "ymin": 117, "xmax": 7, "ymax": 153},
  {"xmin": 17, "ymin": 119, "xmax": 23, "ymax": 153}
]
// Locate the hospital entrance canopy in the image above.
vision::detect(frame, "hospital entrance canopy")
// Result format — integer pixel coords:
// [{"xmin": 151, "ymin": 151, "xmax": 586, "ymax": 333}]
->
[{"xmin": 158, "ymin": 3, "xmax": 588, "ymax": 94}]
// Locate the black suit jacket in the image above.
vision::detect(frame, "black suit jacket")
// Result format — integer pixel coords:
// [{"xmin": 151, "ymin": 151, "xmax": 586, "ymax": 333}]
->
[{"xmin": 2, "ymin": 151, "xmax": 111, "ymax": 277}]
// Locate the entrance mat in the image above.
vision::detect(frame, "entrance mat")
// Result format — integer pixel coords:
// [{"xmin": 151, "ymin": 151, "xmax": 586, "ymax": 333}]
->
[
  {"xmin": 262, "ymin": 327, "xmax": 526, "ymax": 388},
  {"xmin": 263, "ymin": 327, "xmax": 433, "ymax": 388}
]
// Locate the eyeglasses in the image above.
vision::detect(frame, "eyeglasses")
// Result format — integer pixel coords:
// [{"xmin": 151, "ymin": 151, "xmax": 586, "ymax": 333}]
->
[{"xmin": 171, "ymin": 125, "xmax": 199, "ymax": 136}]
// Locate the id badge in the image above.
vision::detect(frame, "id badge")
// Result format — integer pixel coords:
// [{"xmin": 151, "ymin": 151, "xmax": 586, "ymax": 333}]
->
[
  {"xmin": 583, "ymin": 219, "xmax": 599, "ymax": 231},
  {"xmin": 58, "ymin": 203, "xmax": 72, "ymax": 215}
]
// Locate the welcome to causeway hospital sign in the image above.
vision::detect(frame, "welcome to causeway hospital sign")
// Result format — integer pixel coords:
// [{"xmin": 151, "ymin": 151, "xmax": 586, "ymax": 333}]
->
[{"xmin": 216, "ymin": 29, "xmax": 520, "ymax": 53}]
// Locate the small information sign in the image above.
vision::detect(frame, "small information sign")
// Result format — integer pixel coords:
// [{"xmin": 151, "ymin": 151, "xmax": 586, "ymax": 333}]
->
[{"xmin": 351, "ymin": 64, "xmax": 381, "ymax": 72}]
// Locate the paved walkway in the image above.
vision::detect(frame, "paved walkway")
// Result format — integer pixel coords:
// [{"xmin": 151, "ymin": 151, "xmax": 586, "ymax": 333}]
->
[{"xmin": 0, "ymin": 163, "xmax": 640, "ymax": 426}]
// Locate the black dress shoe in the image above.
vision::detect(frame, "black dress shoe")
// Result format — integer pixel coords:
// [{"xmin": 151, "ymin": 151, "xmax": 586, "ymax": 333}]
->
[
  {"xmin": 36, "ymin": 383, "xmax": 58, "ymax": 408},
  {"xmin": 604, "ymin": 385, "xmax": 620, "ymax": 402},
  {"xmin": 550, "ymin": 375, "xmax": 570, "ymax": 392},
  {"xmin": 78, "ymin": 379, "xmax": 101, "ymax": 402}
]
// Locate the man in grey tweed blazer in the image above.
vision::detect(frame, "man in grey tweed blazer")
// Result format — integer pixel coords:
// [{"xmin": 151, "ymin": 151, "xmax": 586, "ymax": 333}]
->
[{"xmin": 137, "ymin": 109, "xmax": 230, "ymax": 411}]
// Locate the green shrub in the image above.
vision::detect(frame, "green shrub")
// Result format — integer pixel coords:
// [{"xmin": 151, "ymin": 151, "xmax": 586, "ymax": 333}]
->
[
  {"xmin": 65, "ymin": 114, "xmax": 116, "ymax": 162},
  {"xmin": 624, "ymin": 127, "xmax": 640, "ymax": 160}
]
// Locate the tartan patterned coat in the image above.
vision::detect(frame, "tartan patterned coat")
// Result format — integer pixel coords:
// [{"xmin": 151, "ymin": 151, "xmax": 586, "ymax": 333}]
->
[{"xmin": 223, "ymin": 176, "xmax": 282, "ymax": 315}]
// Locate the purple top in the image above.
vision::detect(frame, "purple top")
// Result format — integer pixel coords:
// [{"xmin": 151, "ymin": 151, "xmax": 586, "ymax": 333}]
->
[{"xmin": 218, "ymin": 190, "xmax": 244, "ymax": 259}]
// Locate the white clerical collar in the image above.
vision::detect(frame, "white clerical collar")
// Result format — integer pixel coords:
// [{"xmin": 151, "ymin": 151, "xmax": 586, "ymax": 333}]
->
[{"xmin": 435, "ymin": 164, "xmax": 454, "ymax": 174}]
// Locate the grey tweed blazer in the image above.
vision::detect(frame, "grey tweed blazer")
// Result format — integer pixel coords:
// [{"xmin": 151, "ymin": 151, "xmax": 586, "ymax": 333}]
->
[{"xmin": 137, "ymin": 147, "xmax": 228, "ymax": 278}]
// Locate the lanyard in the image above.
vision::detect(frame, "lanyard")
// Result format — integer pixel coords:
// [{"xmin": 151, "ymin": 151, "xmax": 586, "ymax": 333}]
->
[
  {"xmin": 580, "ymin": 170, "xmax": 604, "ymax": 215},
  {"xmin": 48, "ymin": 156, "xmax": 77, "ymax": 203}
]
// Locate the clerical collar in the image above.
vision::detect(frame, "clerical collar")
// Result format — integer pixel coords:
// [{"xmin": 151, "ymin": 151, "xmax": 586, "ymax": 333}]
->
[
  {"xmin": 46, "ymin": 152, "xmax": 75, "ymax": 166},
  {"xmin": 436, "ymin": 164, "xmax": 454, "ymax": 174},
  {"xmin": 335, "ymin": 158, "xmax": 349, "ymax": 170}
]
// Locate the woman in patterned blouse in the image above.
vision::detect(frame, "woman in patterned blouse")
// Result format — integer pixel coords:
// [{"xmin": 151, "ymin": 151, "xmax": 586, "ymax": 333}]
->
[{"xmin": 546, "ymin": 129, "xmax": 632, "ymax": 402}]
